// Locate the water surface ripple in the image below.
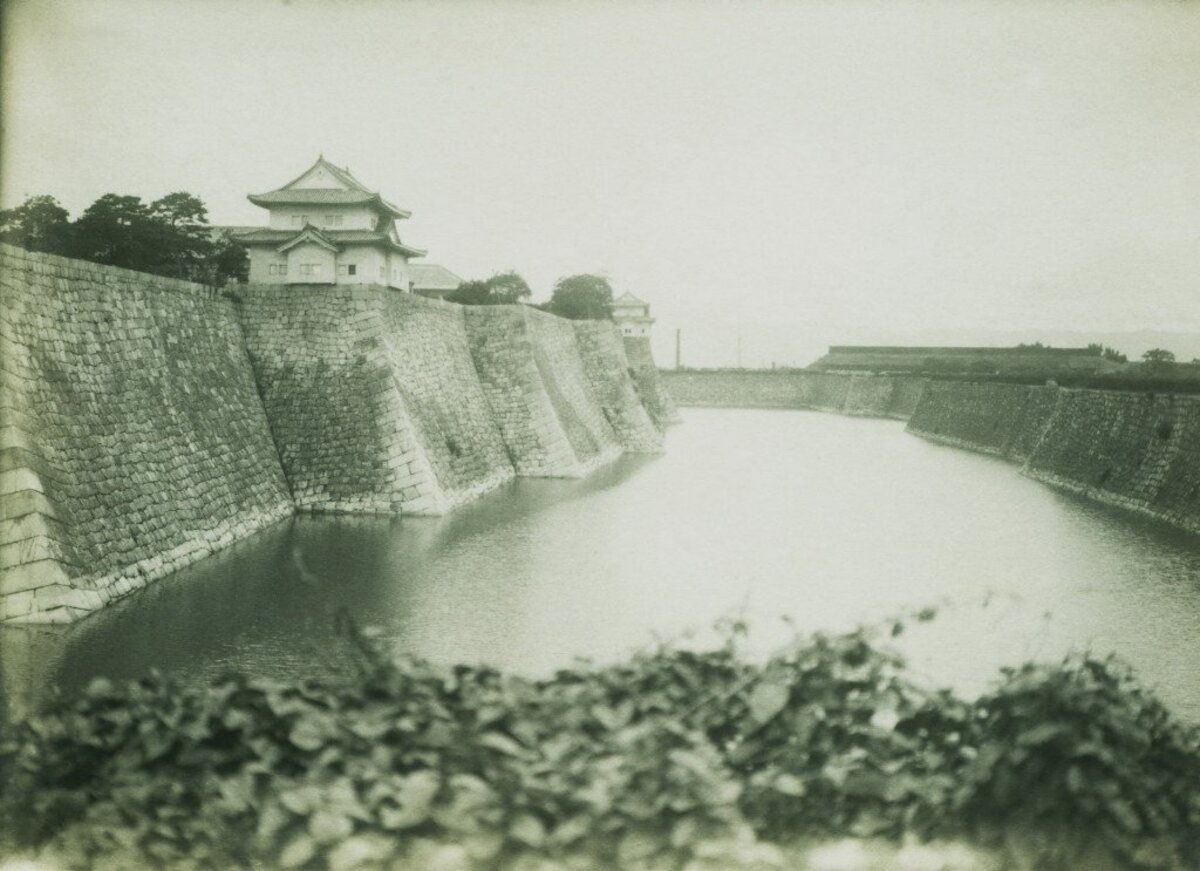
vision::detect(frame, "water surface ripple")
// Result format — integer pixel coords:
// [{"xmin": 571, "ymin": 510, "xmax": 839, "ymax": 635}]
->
[{"xmin": 4, "ymin": 408, "xmax": 1199, "ymax": 723}]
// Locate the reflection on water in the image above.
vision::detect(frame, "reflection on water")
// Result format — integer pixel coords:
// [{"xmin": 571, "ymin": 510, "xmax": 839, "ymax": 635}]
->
[{"xmin": 5, "ymin": 408, "xmax": 1200, "ymax": 724}]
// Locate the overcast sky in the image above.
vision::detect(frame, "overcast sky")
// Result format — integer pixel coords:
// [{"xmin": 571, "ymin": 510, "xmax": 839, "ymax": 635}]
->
[{"xmin": 3, "ymin": 0, "xmax": 1199, "ymax": 365}]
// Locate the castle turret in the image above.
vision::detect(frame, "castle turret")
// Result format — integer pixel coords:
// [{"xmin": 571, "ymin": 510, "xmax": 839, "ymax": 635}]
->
[
  {"xmin": 611, "ymin": 291, "xmax": 654, "ymax": 337},
  {"xmin": 233, "ymin": 156, "xmax": 425, "ymax": 289}
]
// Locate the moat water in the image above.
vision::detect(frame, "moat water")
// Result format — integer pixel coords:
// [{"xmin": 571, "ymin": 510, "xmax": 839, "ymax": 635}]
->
[{"xmin": 4, "ymin": 408, "xmax": 1200, "ymax": 723}]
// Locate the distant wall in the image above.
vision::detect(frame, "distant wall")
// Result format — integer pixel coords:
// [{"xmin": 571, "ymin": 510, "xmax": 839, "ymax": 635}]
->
[
  {"xmin": 623, "ymin": 336, "xmax": 680, "ymax": 426},
  {"xmin": 463, "ymin": 306, "xmax": 626, "ymax": 476},
  {"xmin": 0, "ymin": 245, "xmax": 293, "ymax": 623},
  {"xmin": 463, "ymin": 306, "xmax": 586, "ymax": 477},
  {"xmin": 573, "ymin": 321, "xmax": 663, "ymax": 453},
  {"xmin": 665, "ymin": 368, "xmax": 1200, "ymax": 534},
  {"xmin": 659, "ymin": 370, "xmax": 925, "ymax": 420},
  {"xmin": 527, "ymin": 312, "xmax": 624, "ymax": 466},
  {"xmin": 376, "ymin": 294, "xmax": 515, "ymax": 503},
  {"xmin": 809, "ymin": 344, "xmax": 1109, "ymax": 376},
  {"xmin": 907, "ymin": 381, "xmax": 1200, "ymax": 534},
  {"xmin": 905, "ymin": 381, "xmax": 1058, "ymax": 458}
]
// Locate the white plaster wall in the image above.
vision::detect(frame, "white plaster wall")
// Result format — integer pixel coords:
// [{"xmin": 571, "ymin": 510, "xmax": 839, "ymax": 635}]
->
[
  {"xmin": 268, "ymin": 205, "xmax": 376, "ymax": 231},
  {"xmin": 387, "ymin": 252, "xmax": 412, "ymax": 291},
  {"xmin": 247, "ymin": 248, "xmax": 288, "ymax": 284},
  {"xmin": 336, "ymin": 246, "xmax": 386, "ymax": 285},
  {"xmin": 290, "ymin": 165, "xmax": 345, "ymax": 189},
  {"xmin": 285, "ymin": 242, "xmax": 336, "ymax": 285}
]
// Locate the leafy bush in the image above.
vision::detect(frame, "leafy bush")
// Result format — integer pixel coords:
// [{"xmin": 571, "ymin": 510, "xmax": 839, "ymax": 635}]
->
[
  {"xmin": 2, "ymin": 617, "xmax": 1198, "ymax": 870},
  {"xmin": 957, "ymin": 658, "xmax": 1200, "ymax": 866}
]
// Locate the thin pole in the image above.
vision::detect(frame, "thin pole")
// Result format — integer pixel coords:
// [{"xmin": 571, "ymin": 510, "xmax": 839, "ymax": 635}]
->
[{"xmin": 675, "ymin": 328, "xmax": 681, "ymax": 370}]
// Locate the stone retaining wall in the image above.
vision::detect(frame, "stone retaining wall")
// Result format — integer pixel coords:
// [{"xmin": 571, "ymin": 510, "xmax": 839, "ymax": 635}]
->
[
  {"xmin": 660, "ymin": 370, "xmax": 925, "ymax": 420},
  {"xmin": 237, "ymin": 285, "xmax": 445, "ymax": 514},
  {"xmin": 526, "ymin": 311, "xmax": 624, "ymax": 468},
  {"xmin": 573, "ymin": 321, "xmax": 663, "ymax": 453},
  {"xmin": 905, "ymin": 381, "xmax": 1053, "ymax": 457},
  {"xmin": 237, "ymin": 285, "xmax": 516, "ymax": 515},
  {"xmin": 623, "ymin": 336, "xmax": 681, "ymax": 426},
  {"xmin": 907, "ymin": 380, "xmax": 1200, "ymax": 534},
  {"xmin": 0, "ymin": 244, "xmax": 293, "ymax": 623},
  {"xmin": 463, "ymin": 306, "xmax": 624, "ymax": 476},
  {"xmin": 376, "ymin": 294, "xmax": 515, "ymax": 506},
  {"xmin": 463, "ymin": 306, "xmax": 584, "ymax": 477},
  {"xmin": 1, "ymin": 247, "xmax": 677, "ymax": 623}
]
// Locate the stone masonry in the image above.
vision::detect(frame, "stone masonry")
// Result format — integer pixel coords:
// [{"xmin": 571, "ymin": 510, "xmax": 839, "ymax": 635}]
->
[
  {"xmin": 907, "ymin": 380, "xmax": 1200, "ymax": 535},
  {"xmin": 572, "ymin": 321, "xmax": 663, "ymax": 453},
  {"xmin": 660, "ymin": 370, "xmax": 925, "ymax": 420},
  {"xmin": 464, "ymin": 306, "xmax": 595, "ymax": 477},
  {"xmin": 376, "ymin": 293, "xmax": 515, "ymax": 506},
  {"xmin": 526, "ymin": 311, "xmax": 624, "ymax": 469},
  {"xmin": 236, "ymin": 284, "xmax": 449, "ymax": 515},
  {"xmin": 623, "ymin": 336, "xmax": 681, "ymax": 426},
  {"xmin": 0, "ymin": 244, "xmax": 294, "ymax": 623},
  {"xmin": 0, "ymin": 246, "xmax": 679, "ymax": 624}
]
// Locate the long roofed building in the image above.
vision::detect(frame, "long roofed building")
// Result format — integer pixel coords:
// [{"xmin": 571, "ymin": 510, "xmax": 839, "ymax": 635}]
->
[{"xmin": 234, "ymin": 156, "xmax": 425, "ymax": 290}]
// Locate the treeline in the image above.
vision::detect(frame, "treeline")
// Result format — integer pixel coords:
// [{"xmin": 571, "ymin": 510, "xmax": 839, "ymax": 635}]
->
[
  {"xmin": 447, "ymin": 271, "xmax": 615, "ymax": 320},
  {"xmin": 0, "ymin": 193, "xmax": 247, "ymax": 286}
]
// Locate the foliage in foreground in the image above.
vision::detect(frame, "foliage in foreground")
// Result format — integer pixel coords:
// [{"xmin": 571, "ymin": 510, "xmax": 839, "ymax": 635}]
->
[{"xmin": 2, "ymin": 617, "xmax": 1199, "ymax": 870}]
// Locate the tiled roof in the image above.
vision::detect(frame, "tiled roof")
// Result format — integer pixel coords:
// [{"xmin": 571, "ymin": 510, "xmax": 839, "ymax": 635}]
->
[
  {"xmin": 409, "ymin": 264, "xmax": 464, "ymax": 291},
  {"xmin": 248, "ymin": 157, "xmax": 412, "ymax": 218},
  {"xmin": 277, "ymin": 225, "xmax": 338, "ymax": 253},
  {"xmin": 277, "ymin": 156, "xmax": 371, "ymax": 193},
  {"xmin": 232, "ymin": 227, "xmax": 426, "ymax": 257},
  {"xmin": 249, "ymin": 189, "xmax": 377, "ymax": 205},
  {"xmin": 613, "ymin": 291, "xmax": 648, "ymax": 306},
  {"xmin": 246, "ymin": 190, "xmax": 412, "ymax": 219}
]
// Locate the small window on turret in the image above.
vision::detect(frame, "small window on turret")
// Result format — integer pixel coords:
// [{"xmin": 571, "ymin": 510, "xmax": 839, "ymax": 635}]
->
[{"xmin": 348, "ymin": 265, "xmax": 357, "ymax": 276}]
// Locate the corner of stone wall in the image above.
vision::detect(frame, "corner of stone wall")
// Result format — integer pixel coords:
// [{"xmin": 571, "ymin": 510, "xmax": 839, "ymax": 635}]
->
[
  {"xmin": 0, "ymin": 248, "xmax": 87, "ymax": 622},
  {"xmin": 622, "ymin": 335, "xmax": 681, "ymax": 426},
  {"xmin": 1, "ymin": 248, "xmax": 296, "ymax": 624},
  {"xmin": 522, "ymin": 309, "xmax": 623, "ymax": 470},
  {"xmin": 462, "ymin": 305, "xmax": 591, "ymax": 478},
  {"xmin": 237, "ymin": 284, "xmax": 453, "ymax": 516},
  {"xmin": 572, "ymin": 321, "xmax": 663, "ymax": 453},
  {"xmin": 374, "ymin": 292, "xmax": 515, "ymax": 509}
]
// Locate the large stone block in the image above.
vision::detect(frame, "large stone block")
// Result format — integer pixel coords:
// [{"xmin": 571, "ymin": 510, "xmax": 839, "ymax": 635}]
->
[{"xmin": 0, "ymin": 244, "xmax": 294, "ymax": 624}]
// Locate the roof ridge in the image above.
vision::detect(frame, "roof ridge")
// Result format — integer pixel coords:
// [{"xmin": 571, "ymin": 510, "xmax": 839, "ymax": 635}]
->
[
  {"xmin": 272, "ymin": 155, "xmax": 372, "ymax": 193},
  {"xmin": 276, "ymin": 223, "xmax": 339, "ymax": 253},
  {"xmin": 322, "ymin": 161, "xmax": 371, "ymax": 192}
]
